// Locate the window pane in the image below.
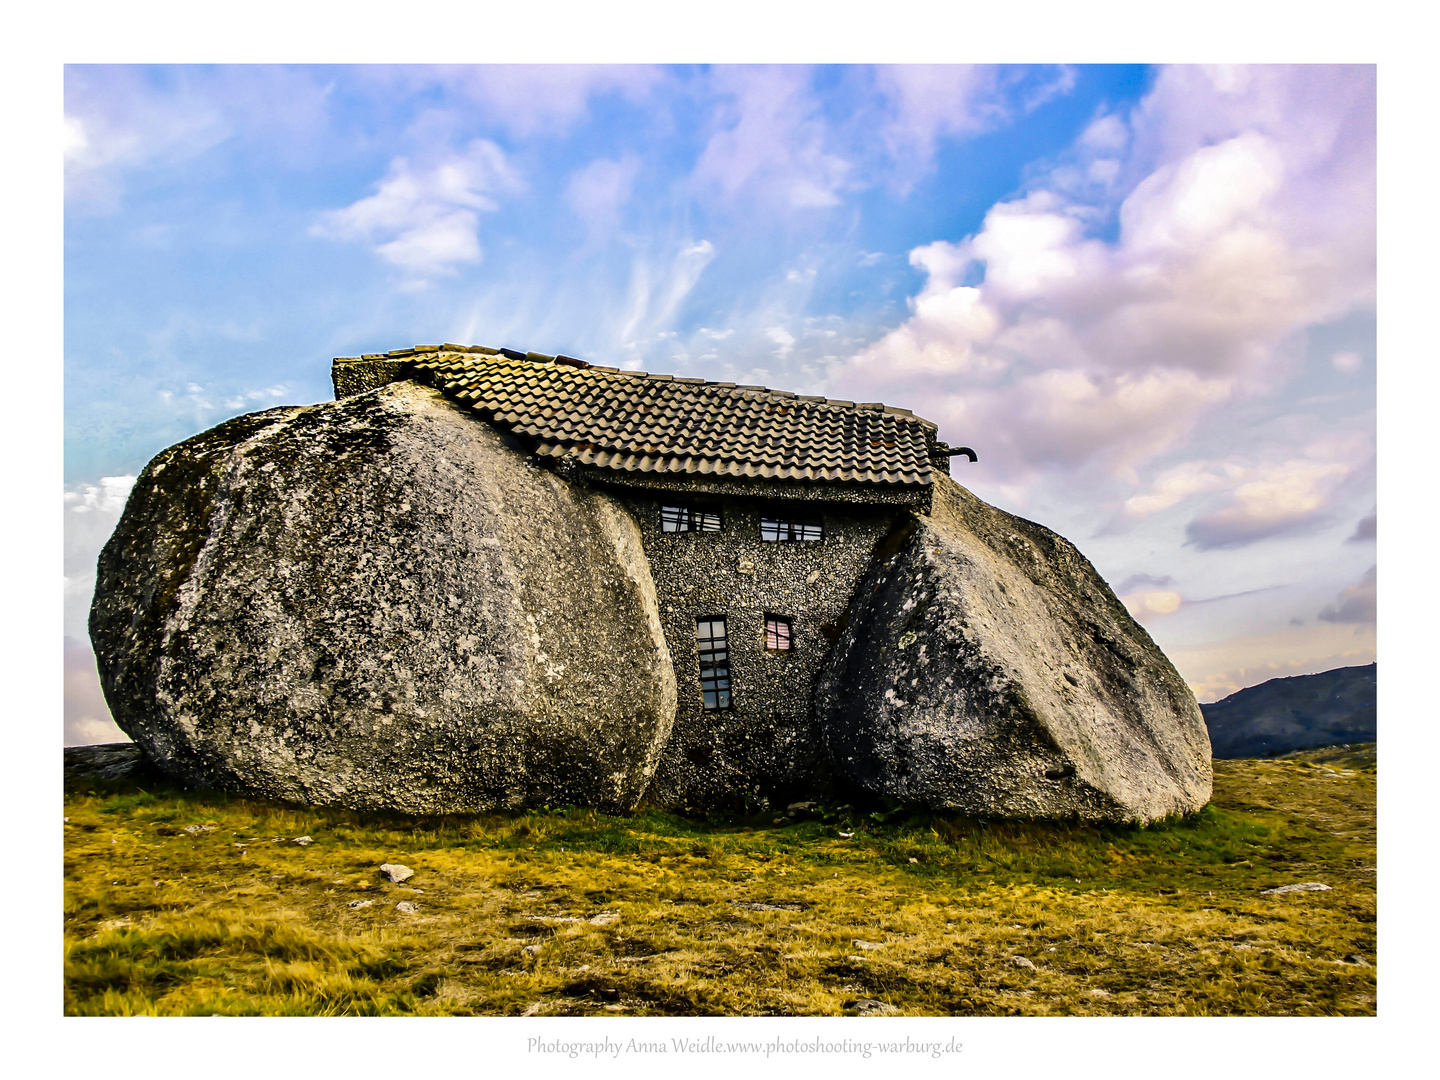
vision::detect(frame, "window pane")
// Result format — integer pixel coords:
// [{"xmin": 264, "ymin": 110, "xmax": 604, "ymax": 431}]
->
[
  {"xmin": 697, "ymin": 616, "xmax": 732, "ymax": 710},
  {"xmin": 663, "ymin": 505, "xmax": 722, "ymax": 533},
  {"xmin": 764, "ymin": 615, "xmax": 792, "ymax": 651},
  {"xmin": 760, "ymin": 517, "xmax": 821, "ymax": 542}
]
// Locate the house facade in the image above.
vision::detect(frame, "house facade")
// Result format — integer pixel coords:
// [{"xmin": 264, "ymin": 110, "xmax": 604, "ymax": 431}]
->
[{"xmin": 332, "ymin": 343, "xmax": 974, "ymax": 808}]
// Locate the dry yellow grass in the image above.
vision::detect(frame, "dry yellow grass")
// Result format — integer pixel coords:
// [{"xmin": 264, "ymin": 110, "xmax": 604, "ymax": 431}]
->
[{"xmin": 64, "ymin": 745, "xmax": 1375, "ymax": 1015}]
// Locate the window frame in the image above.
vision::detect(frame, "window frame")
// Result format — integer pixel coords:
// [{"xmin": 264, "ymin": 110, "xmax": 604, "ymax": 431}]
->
[
  {"xmin": 661, "ymin": 504, "xmax": 723, "ymax": 534},
  {"xmin": 763, "ymin": 614, "xmax": 793, "ymax": 652},
  {"xmin": 696, "ymin": 616, "xmax": 733, "ymax": 710},
  {"xmin": 759, "ymin": 517, "xmax": 823, "ymax": 543}
]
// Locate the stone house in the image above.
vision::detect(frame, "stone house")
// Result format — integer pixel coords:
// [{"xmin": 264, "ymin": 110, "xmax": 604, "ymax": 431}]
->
[
  {"xmin": 332, "ymin": 344, "xmax": 977, "ymax": 809},
  {"xmin": 91, "ymin": 340, "xmax": 1211, "ymax": 823}
]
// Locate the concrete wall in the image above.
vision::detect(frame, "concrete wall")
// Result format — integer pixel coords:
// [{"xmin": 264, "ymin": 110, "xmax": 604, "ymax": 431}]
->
[{"xmin": 617, "ymin": 490, "xmax": 904, "ymax": 810}]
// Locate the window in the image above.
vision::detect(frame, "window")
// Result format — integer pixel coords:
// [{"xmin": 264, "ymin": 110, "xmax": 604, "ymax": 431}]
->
[
  {"xmin": 760, "ymin": 518, "xmax": 822, "ymax": 542},
  {"xmin": 696, "ymin": 617, "xmax": 732, "ymax": 710},
  {"xmin": 662, "ymin": 505, "xmax": 722, "ymax": 533},
  {"xmin": 764, "ymin": 615, "xmax": 793, "ymax": 652}
]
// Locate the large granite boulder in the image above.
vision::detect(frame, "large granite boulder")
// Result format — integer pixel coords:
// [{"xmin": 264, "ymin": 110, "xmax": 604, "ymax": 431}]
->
[
  {"xmin": 816, "ymin": 475, "xmax": 1212, "ymax": 822},
  {"xmin": 90, "ymin": 382, "xmax": 676, "ymax": 813}
]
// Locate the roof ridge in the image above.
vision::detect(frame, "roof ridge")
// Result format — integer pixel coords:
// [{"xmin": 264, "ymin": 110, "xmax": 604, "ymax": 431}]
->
[{"xmin": 332, "ymin": 343, "xmax": 936, "ymax": 428}]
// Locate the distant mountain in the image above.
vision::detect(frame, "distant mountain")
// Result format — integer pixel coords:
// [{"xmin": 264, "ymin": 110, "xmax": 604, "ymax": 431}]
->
[{"xmin": 1201, "ymin": 663, "xmax": 1376, "ymax": 759}]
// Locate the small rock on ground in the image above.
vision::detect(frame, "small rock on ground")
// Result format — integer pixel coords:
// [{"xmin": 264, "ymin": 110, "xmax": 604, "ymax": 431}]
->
[
  {"xmin": 394, "ymin": 901, "xmax": 418, "ymax": 914},
  {"xmin": 379, "ymin": 863, "xmax": 414, "ymax": 883},
  {"xmin": 733, "ymin": 901, "xmax": 805, "ymax": 912},
  {"xmin": 848, "ymin": 999, "xmax": 899, "ymax": 1016},
  {"xmin": 1011, "ymin": 955, "xmax": 1037, "ymax": 970},
  {"xmin": 347, "ymin": 899, "xmax": 374, "ymax": 909},
  {"xmin": 589, "ymin": 911, "xmax": 620, "ymax": 925},
  {"xmin": 1260, "ymin": 882, "xmax": 1332, "ymax": 895},
  {"xmin": 1343, "ymin": 954, "xmax": 1370, "ymax": 966},
  {"xmin": 852, "ymin": 939, "xmax": 885, "ymax": 950},
  {"xmin": 292, "ymin": 836, "xmax": 312, "ymax": 846}
]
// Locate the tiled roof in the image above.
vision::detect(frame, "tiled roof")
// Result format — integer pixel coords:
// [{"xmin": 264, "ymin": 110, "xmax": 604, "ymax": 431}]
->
[{"xmin": 334, "ymin": 344, "xmax": 941, "ymax": 489}]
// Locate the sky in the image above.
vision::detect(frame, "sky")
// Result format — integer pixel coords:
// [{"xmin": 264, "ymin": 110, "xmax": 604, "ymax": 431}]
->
[{"xmin": 62, "ymin": 63, "xmax": 1377, "ymax": 745}]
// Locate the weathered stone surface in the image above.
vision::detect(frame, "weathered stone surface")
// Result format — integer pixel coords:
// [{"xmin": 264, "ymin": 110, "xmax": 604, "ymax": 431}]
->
[
  {"xmin": 64, "ymin": 742, "xmax": 161, "ymax": 783},
  {"xmin": 816, "ymin": 475, "xmax": 1212, "ymax": 823},
  {"xmin": 378, "ymin": 863, "xmax": 414, "ymax": 883},
  {"xmin": 90, "ymin": 381, "xmax": 675, "ymax": 814},
  {"xmin": 626, "ymin": 493, "xmax": 900, "ymax": 810}
]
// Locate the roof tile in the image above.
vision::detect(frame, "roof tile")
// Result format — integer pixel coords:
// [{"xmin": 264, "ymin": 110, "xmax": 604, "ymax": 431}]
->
[{"xmin": 339, "ymin": 346, "xmax": 940, "ymax": 489}]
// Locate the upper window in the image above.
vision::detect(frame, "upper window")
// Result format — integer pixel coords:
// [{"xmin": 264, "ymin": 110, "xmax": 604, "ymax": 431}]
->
[
  {"xmin": 764, "ymin": 615, "xmax": 793, "ymax": 652},
  {"xmin": 760, "ymin": 518, "xmax": 823, "ymax": 542},
  {"xmin": 696, "ymin": 617, "xmax": 732, "ymax": 710},
  {"xmin": 662, "ymin": 505, "xmax": 722, "ymax": 533}
]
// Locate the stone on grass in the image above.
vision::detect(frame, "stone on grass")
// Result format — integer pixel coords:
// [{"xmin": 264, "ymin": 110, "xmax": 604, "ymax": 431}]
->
[
  {"xmin": 1260, "ymin": 882, "xmax": 1333, "ymax": 895},
  {"xmin": 395, "ymin": 901, "xmax": 418, "ymax": 914},
  {"xmin": 89, "ymin": 382, "xmax": 676, "ymax": 815},
  {"xmin": 378, "ymin": 863, "xmax": 414, "ymax": 883},
  {"xmin": 852, "ymin": 939, "xmax": 885, "ymax": 950},
  {"xmin": 848, "ymin": 998, "xmax": 899, "ymax": 1016},
  {"xmin": 817, "ymin": 474, "xmax": 1212, "ymax": 823},
  {"xmin": 1011, "ymin": 955, "xmax": 1037, "ymax": 970},
  {"xmin": 347, "ymin": 899, "xmax": 373, "ymax": 910}
]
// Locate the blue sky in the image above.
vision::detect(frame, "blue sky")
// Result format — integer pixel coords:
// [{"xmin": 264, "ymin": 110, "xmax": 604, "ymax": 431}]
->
[{"xmin": 63, "ymin": 64, "xmax": 1376, "ymax": 743}]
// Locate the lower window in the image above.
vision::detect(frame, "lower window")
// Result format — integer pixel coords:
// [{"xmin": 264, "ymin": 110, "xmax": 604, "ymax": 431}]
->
[
  {"xmin": 760, "ymin": 517, "xmax": 822, "ymax": 542},
  {"xmin": 697, "ymin": 617, "xmax": 732, "ymax": 710}
]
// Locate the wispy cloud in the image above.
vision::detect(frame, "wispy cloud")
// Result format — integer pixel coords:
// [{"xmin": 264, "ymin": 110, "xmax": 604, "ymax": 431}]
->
[
  {"xmin": 692, "ymin": 66, "xmax": 851, "ymax": 210},
  {"xmin": 873, "ymin": 65, "xmax": 1076, "ymax": 190},
  {"xmin": 565, "ymin": 155, "xmax": 641, "ymax": 243}
]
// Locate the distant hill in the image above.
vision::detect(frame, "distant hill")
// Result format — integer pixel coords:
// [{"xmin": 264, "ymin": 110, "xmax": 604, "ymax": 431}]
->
[{"xmin": 1201, "ymin": 663, "xmax": 1376, "ymax": 759}]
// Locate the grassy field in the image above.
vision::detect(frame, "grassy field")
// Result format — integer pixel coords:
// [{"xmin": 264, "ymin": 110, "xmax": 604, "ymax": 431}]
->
[{"xmin": 63, "ymin": 745, "xmax": 1376, "ymax": 1016}]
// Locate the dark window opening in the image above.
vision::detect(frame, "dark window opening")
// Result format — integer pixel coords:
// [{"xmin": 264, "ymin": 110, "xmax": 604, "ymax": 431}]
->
[
  {"xmin": 760, "ymin": 518, "xmax": 822, "ymax": 542},
  {"xmin": 764, "ymin": 615, "xmax": 793, "ymax": 652},
  {"xmin": 697, "ymin": 617, "xmax": 732, "ymax": 710},
  {"xmin": 662, "ymin": 505, "xmax": 722, "ymax": 533}
]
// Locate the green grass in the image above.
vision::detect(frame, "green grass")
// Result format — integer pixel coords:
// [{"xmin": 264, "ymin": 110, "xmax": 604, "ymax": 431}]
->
[{"xmin": 63, "ymin": 745, "xmax": 1376, "ymax": 1016}]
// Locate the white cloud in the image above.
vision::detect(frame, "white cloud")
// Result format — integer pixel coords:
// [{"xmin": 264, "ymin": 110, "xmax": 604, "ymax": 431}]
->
[
  {"xmin": 64, "ymin": 475, "xmax": 136, "ymax": 643},
  {"xmin": 1123, "ymin": 460, "xmax": 1238, "ymax": 518},
  {"xmin": 1332, "ymin": 350, "xmax": 1363, "ymax": 373},
  {"xmin": 1184, "ymin": 456, "xmax": 1356, "ymax": 549},
  {"xmin": 692, "ymin": 67, "xmax": 850, "ymax": 210},
  {"xmin": 565, "ymin": 156, "xmax": 640, "ymax": 242},
  {"xmin": 766, "ymin": 327, "xmax": 796, "ymax": 360},
  {"xmin": 421, "ymin": 65, "xmax": 666, "ymax": 138},
  {"xmin": 1121, "ymin": 588, "xmax": 1184, "ymax": 620},
  {"xmin": 65, "ymin": 68, "xmax": 230, "ymax": 212},
  {"xmin": 829, "ymin": 66, "xmax": 1375, "ymax": 487},
  {"xmin": 312, "ymin": 140, "xmax": 522, "ymax": 276}
]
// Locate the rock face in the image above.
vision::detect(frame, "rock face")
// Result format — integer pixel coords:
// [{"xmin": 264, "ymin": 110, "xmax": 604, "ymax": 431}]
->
[
  {"xmin": 90, "ymin": 382, "xmax": 676, "ymax": 813},
  {"xmin": 816, "ymin": 475, "xmax": 1212, "ymax": 822}
]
